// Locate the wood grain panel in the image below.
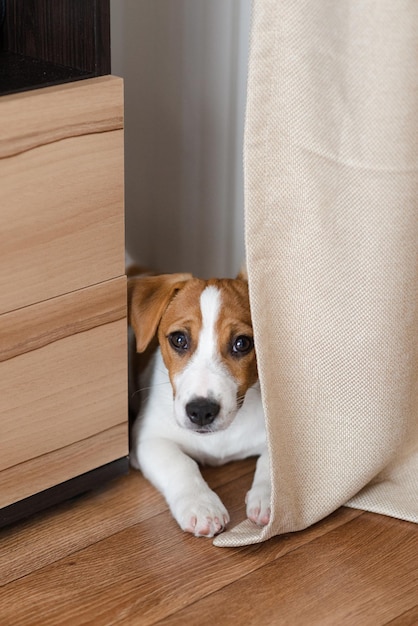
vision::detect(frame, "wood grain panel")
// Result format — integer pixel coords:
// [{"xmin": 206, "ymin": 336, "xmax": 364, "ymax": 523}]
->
[
  {"xmin": 0, "ymin": 276, "xmax": 126, "ymax": 363},
  {"xmin": 0, "ymin": 76, "xmax": 122, "ymax": 158},
  {"xmin": 0, "ymin": 424, "xmax": 128, "ymax": 509},
  {"xmin": 0, "ymin": 318, "xmax": 127, "ymax": 472},
  {"xmin": 0, "ymin": 126, "xmax": 124, "ymax": 314},
  {"xmin": 0, "ymin": 50, "xmax": 91, "ymax": 97},
  {"xmin": 3, "ymin": 0, "xmax": 111, "ymax": 75},
  {"xmin": 386, "ymin": 605, "xmax": 418, "ymax": 626},
  {"xmin": 0, "ymin": 76, "xmax": 124, "ymax": 314}
]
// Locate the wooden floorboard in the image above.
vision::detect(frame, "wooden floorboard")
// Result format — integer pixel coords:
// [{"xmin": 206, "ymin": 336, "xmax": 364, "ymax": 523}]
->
[
  {"xmin": 0, "ymin": 459, "xmax": 253, "ymax": 587},
  {"xmin": 158, "ymin": 514, "xmax": 418, "ymax": 626},
  {"xmin": 385, "ymin": 605, "xmax": 418, "ymax": 625},
  {"xmin": 0, "ymin": 459, "xmax": 416, "ymax": 625}
]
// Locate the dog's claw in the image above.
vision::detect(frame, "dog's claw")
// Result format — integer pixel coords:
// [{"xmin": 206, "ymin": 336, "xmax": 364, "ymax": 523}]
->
[
  {"xmin": 184, "ymin": 516, "xmax": 198, "ymax": 533},
  {"xmin": 247, "ymin": 506, "xmax": 271, "ymax": 526},
  {"xmin": 190, "ymin": 515, "xmax": 227, "ymax": 538}
]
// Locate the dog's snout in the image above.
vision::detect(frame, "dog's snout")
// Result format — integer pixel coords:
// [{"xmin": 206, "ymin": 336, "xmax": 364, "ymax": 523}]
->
[{"xmin": 186, "ymin": 397, "xmax": 221, "ymax": 427}]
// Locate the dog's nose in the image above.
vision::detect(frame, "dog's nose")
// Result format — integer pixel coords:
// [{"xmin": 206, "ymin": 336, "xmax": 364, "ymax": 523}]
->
[{"xmin": 186, "ymin": 397, "xmax": 221, "ymax": 426}]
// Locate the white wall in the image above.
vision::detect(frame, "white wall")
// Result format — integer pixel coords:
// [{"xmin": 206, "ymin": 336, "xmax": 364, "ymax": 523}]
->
[{"xmin": 110, "ymin": 0, "xmax": 252, "ymax": 278}]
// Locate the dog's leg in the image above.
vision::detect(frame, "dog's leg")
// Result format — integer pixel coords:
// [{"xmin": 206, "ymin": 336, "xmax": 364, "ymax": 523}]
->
[
  {"xmin": 137, "ymin": 438, "xmax": 230, "ymax": 537},
  {"xmin": 245, "ymin": 450, "xmax": 271, "ymax": 526}
]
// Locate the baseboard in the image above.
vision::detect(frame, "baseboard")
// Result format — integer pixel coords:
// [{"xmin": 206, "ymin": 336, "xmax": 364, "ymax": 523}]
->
[{"xmin": 0, "ymin": 456, "xmax": 129, "ymax": 528}]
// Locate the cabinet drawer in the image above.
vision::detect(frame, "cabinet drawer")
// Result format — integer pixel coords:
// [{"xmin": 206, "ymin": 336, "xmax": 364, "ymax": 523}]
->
[
  {"xmin": 0, "ymin": 277, "xmax": 128, "ymax": 473},
  {"xmin": 0, "ymin": 76, "xmax": 124, "ymax": 314},
  {"xmin": 0, "ymin": 424, "xmax": 128, "ymax": 509}
]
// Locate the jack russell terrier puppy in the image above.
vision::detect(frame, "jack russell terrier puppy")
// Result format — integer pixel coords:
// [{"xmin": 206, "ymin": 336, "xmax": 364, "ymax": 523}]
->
[{"xmin": 128, "ymin": 269, "xmax": 270, "ymax": 537}]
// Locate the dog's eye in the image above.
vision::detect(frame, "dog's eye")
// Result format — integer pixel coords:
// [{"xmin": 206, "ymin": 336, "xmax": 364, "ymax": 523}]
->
[
  {"xmin": 168, "ymin": 331, "xmax": 189, "ymax": 352},
  {"xmin": 231, "ymin": 335, "xmax": 254, "ymax": 356}
]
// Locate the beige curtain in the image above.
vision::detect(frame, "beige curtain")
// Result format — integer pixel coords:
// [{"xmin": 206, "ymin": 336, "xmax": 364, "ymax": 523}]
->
[{"xmin": 214, "ymin": 0, "xmax": 418, "ymax": 548}]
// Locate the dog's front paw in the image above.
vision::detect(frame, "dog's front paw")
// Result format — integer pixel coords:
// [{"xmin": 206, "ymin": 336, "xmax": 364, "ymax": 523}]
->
[
  {"xmin": 246, "ymin": 482, "xmax": 271, "ymax": 526},
  {"xmin": 172, "ymin": 492, "xmax": 230, "ymax": 538}
]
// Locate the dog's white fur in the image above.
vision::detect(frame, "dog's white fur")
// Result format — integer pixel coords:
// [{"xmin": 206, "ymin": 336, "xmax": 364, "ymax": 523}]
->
[{"xmin": 129, "ymin": 273, "xmax": 270, "ymax": 538}]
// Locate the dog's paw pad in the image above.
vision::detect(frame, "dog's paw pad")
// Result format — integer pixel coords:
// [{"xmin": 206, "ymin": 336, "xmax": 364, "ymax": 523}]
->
[{"xmin": 245, "ymin": 485, "xmax": 271, "ymax": 527}]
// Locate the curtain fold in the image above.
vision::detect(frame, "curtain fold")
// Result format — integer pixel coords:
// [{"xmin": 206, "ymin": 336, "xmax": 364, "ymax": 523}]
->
[{"xmin": 214, "ymin": 0, "xmax": 418, "ymax": 548}]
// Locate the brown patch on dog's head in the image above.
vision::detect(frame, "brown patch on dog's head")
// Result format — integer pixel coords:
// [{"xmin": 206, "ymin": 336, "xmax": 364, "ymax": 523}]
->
[
  {"xmin": 128, "ymin": 273, "xmax": 193, "ymax": 353},
  {"xmin": 212, "ymin": 278, "xmax": 258, "ymax": 401},
  {"xmin": 156, "ymin": 278, "xmax": 206, "ymax": 389}
]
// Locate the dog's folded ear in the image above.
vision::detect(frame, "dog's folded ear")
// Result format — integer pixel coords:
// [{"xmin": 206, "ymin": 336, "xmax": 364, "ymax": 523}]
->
[
  {"xmin": 128, "ymin": 273, "xmax": 192, "ymax": 352},
  {"xmin": 237, "ymin": 261, "xmax": 248, "ymax": 281}
]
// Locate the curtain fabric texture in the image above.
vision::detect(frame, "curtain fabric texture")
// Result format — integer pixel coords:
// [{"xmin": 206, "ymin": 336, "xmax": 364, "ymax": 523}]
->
[{"xmin": 214, "ymin": 0, "xmax": 418, "ymax": 548}]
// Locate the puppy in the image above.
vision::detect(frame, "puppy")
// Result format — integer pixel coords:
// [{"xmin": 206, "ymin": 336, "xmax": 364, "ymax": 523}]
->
[{"xmin": 128, "ymin": 270, "xmax": 271, "ymax": 537}]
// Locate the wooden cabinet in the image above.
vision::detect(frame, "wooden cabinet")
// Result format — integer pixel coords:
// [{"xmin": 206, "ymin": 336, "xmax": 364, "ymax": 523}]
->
[{"xmin": 0, "ymin": 3, "xmax": 128, "ymax": 526}]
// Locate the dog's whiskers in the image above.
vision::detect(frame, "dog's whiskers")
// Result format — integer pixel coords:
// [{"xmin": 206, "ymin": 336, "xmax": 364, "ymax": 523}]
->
[{"xmin": 132, "ymin": 381, "xmax": 171, "ymax": 397}]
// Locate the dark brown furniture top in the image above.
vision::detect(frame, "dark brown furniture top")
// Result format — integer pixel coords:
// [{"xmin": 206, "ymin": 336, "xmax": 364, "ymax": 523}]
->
[{"xmin": 0, "ymin": 0, "xmax": 110, "ymax": 95}]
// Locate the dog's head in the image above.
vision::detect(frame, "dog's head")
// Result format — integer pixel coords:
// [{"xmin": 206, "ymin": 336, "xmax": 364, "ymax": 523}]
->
[{"xmin": 128, "ymin": 273, "xmax": 258, "ymax": 433}]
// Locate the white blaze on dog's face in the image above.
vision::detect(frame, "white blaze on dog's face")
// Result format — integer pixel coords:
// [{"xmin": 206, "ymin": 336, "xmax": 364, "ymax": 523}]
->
[{"xmin": 157, "ymin": 278, "xmax": 258, "ymax": 433}]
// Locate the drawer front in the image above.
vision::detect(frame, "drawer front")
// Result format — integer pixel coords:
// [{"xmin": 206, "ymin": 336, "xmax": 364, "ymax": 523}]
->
[
  {"xmin": 0, "ymin": 76, "xmax": 124, "ymax": 314},
  {"xmin": 0, "ymin": 424, "xmax": 128, "ymax": 509},
  {"xmin": 0, "ymin": 277, "xmax": 128, "ymax": 473}
]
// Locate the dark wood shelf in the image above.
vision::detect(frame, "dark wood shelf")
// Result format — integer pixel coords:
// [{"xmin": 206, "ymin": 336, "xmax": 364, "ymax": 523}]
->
[
  {"xmin": 0, "ymin": 50, "xmax": 92, "ymax": 95},
  {"xmin": 0, "ymin": 0, "xmax": 110, "ymax": 96}
]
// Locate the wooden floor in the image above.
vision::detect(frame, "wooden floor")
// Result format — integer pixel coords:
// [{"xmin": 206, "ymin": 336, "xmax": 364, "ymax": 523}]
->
[{"xmin": 1, "ymin": 458, "xmax": 417, "ymax": 625}]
